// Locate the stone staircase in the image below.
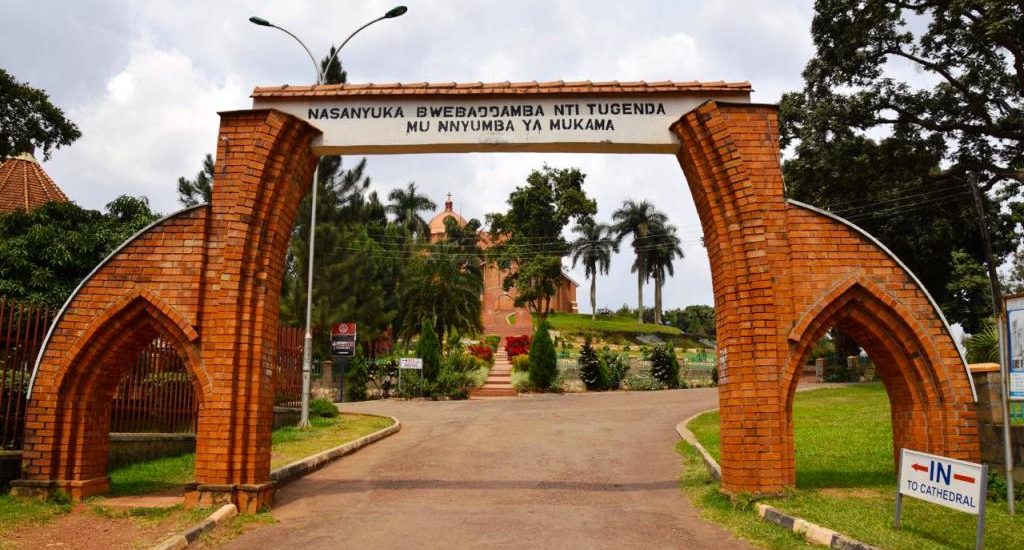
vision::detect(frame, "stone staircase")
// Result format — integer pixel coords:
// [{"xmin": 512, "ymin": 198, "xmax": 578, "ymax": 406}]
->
[{"xmin": 469, "ymin": 347, "xmax": 518, "ymax": 398}]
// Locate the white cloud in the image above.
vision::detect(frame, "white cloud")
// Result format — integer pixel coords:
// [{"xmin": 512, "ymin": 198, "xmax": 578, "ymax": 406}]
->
[
  {"xmin": 46, "ymin": 39, "xmax": 246, "ymax": 214},
  {"xmin": 614, "ymin": 33, "xmax": 705, "ymax": 81}
]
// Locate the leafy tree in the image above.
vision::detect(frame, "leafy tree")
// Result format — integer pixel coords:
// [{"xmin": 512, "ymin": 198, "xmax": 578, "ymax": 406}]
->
[
  {"xmin": 780, "ymin": 0, "xmax": 1023, "ymax": 332},
  {"xmin": 664, "ymin": 305, "xmax": 715, "ymax": 337},
  {"xmin": 487, "ymin": 165, "xmax": 596, "ymax": 320},
  {"xmin": 965, "ymin": 321, "xmax": 999, "ymax": 364},
  {"xmin": 415, "ymin": 318, "xmax": 442, "ymax": 382},
  {"xmin": 385, "ymin": 182, "xmax": 436, "ymax": 240},
  {"xmin": 398, "ymin": 238, "xmax": 484, "ymax": 346},
  {"xmin": 528, "ymin": 320, "xmax": 558, "ymax": 390},
  {"xmin": 0, "ymin": 196, "xmax": 158, "ymax": 307},
  {"xmin": 944, "ymin": 249, "xmax": 993, "ymax": 334},
  {"xmin": 177, "ymin": 154, "xmax": 214, "ymax": 207},
  {"xmin": 644, "ymin": 222, "xmax": 683, "ymax": 324},
  {"xmin": 649, "ymin": 344, "xmax": 679, "ymax": 389},
  {"xmin": 0, "ymin": 68, "xmax": 80, "ymax": 160},
  {"xmin": 577, "ymin": 337, "xmax": 602, "ymax": 390},
  {"xmin": 346, "ymin": 347, "xmax": 370, "ymax": 401},
  {"xmin": 611, "ymin": 200, "xmax": 667, "ymax": 324},
  {"xmin": 1004, "ymin": 252, "xmax": 1024, "ymax": 295},
  {"xmin": 570, "ymin": 220, "xmax": 617, "ymax": 320}
]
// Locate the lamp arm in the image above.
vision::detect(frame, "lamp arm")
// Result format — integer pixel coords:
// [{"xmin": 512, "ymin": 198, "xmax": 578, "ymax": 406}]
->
[
  {"xmin": 322, "ymin": 15, "xmax": 387, "ymax": 82},
  {"xmin": 269, "ymin": 24, "xmax": 324, "ymax": 84}
]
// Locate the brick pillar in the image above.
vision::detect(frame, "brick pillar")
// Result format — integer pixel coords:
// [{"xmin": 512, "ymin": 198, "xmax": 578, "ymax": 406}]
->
[
  {"xmin": 673, "ymin": 102, "xmax": 795, "ymax": 494},
  {"xmin": 187, "ymin": 110, "xmax": 319, "ymax": 512}
]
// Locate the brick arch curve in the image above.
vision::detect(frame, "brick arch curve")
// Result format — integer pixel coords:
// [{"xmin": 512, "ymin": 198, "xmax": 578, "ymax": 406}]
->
[
  {"xmin": 781, "ymin": 275, "xmax": 961, "ymax": 464},
  {"xmin": 670, "ymin": 100, "xmax": 978, "ymax": 494},
  {"xmin": 42, "ymin": 290, "xmax": 205, "ymax": 497}
]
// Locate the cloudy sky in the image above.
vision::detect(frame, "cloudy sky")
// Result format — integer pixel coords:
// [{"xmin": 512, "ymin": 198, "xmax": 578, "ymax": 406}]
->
[{"xmin": 1, "ymin": 0, "xmax": 818, "ymax": 313}]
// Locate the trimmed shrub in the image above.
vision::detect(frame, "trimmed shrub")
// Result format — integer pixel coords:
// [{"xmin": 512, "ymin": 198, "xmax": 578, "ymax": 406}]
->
[
  {"xmin": 578, "ymin": 338, "xmax": 602, "ymax": 390},
  {"xmin": 505, "ymin": 334, "xmax": 532, "ymax": 358},
  {"xmin": 622, "ymin": 373, "xmax": 667, "ymax": 391},
  {"xmin": 309, "ymin": 397, "xmax": 339, "ymax": 418},
  {"xmin": 529, "ymin": 322, "xmax": 558, "ymax": 391},
  {"xmin": 511, "ymin": 354, "xmax": 530, "ymax": 372},
  {"xmin": 598, "ymin": 349, "xmax": 629, "ymax": 390},
  {"xmin": 483, "ymin": 335, "xmax": 501, "ymax": 351},
  {"xmin": 650, "ymin": 344, "xmax": 680, "ymax": 388},
  {"xmin": 346, "ymin": 351, "xmax": 370, "ymax": 402},
  {"xmin": 416, "ymin": 319, "xmax": 442, "ymax": 382}
]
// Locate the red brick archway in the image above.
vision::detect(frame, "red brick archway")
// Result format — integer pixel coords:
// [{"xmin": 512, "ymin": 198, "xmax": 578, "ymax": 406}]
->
[{"xmin": 14, "ymin": 86, "xmax": 979, "ymax": 510}]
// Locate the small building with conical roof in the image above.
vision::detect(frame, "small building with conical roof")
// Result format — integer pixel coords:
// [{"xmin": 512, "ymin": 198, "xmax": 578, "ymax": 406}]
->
[{"xmin": 0, "ymin": 152, "xmax": 68, "ymax": 213}]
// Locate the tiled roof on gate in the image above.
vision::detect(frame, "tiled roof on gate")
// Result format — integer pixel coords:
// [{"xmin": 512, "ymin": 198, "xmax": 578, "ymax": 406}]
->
[
  {"xmin": 0, "ymin": 152, "xmax": 69, "ymax": 214},
  {"xmin": 252, "ymin": 80, "xmax": 753, "ymax": 99}
]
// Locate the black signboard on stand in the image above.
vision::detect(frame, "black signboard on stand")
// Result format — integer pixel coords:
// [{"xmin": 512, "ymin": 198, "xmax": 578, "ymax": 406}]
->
[{"xmin": 331, "ymin": 323, "xmax": 357, "ymax": 402}]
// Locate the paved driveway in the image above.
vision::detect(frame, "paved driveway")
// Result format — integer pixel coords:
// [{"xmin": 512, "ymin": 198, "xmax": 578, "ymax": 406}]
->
[{"xmin": 226, "ymin": 389, "xmax": 754, "ymax": 549}]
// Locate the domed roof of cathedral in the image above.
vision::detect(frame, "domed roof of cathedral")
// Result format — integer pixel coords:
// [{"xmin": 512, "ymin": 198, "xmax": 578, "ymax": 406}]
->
[{"xmin": 427, "ymin": 195, "xmax": 466, "ymax": 239}]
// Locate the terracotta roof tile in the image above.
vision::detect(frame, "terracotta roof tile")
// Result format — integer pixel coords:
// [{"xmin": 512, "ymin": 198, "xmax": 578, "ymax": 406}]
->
[
  {"xmin": 0, "ymin": 153, "xmax": 69, "ymax": 214},
  {"xmin": 252, "ymin": 79, "xmax": 753, "ymax": 99}
]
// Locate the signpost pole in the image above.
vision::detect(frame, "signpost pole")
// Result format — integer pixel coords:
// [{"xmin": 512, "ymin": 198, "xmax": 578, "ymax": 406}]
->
[
  {"xmin": 998, "ymin": 308, "xmax": 1016, "ymax": 514},
  {"xmin": 976, "ymin": 463, "xmax": 988, "ymax": 550},
  {"xmin": 894, "ymin": 450, "xmax": 904, "ymax": 529}
]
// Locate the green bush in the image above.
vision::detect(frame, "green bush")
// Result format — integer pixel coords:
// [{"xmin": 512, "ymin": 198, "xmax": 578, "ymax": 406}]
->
[
  {"xmin": 309, "ymin": 398, "xmax": 339, "ymax": 418},
  {"xmin": 346, "ymin": 351, "xmax": 370, "ymax": 402},
  {"xmin": 622, "ymin": 373, "xmax": 667, "ymax": 391},
  {"xmin": 416, "ymin": 319, "xmax": 442, "ymax": 382},
  {"xmin": 649, "ymin": 344, "xmax": 680, "ymax": 388},
  {"xmin": 484, "ymin": 335, "xmax": 501, "ymax": 350},
  {"xmin": 511, "ymin": 354, "xmax": 530, "ymax": 372},
  {"xmin": 529, "ymin": 321, "xmax": 558, "ymax": 391},
  {"xmin": 577, "ymin": 338, "xmax": 603, "ymax": 390},
  {"xmin": 598, "ymin": 349, "xmax": 629, "ymax": 390}
]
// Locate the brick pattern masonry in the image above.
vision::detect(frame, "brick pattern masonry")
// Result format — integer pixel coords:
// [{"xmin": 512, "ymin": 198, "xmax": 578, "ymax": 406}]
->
[{"xmin": 14, "ymin": 93, "xmax": 979, "ymax": 507}]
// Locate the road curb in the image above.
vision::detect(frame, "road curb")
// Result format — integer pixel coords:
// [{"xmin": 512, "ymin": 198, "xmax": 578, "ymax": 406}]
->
[
  {"xmin": 755, "ymin": 503, "xmax": 881, "ymax": 550},
  {"xmin": 147, "ymin": 414, "xmax": 400, "ymax": 550},
  {"xmin": 674, "ymin": 409, "xmax": 721, "ymax": 481},
  {"xmin": 677, "ymin": 407, "xmax": 879, "ymax": 550},
  {"xmin": 270, "ymin": 415, "xmax": 401, "ymax": 485},
  {"xmin": 149, "ymin": 503, "xmax": 237, "ymax": 550}
]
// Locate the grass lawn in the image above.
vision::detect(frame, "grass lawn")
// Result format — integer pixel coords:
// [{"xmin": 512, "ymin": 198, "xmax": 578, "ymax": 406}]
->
[
  {"xmin": 681, "ymin": 383, "xmax": 1024, "ymax": 550},
  {"xmin": 545, "ymin": 312, "xmax": 690, "ymax": 338},
  {"xmin": 106, "ymin": 413, "xmax": 393, "ymax": 496}
]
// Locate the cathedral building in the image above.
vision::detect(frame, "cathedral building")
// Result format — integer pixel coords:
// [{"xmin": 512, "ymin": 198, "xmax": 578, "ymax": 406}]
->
[{"xmin": 427, "ymin": 196, "xmax": 578, "ymax": 338}]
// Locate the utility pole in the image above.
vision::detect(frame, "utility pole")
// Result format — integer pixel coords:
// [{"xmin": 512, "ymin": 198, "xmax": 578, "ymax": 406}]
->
[{"xmin": 970, "ymin": 175, "xmax": 1015, "ymax": 514}]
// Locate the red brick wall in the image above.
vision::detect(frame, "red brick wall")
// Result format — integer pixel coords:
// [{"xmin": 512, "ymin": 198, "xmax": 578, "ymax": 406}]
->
[
  {"xmin": 16, "ymin": 110, "xmax": 319, "ymax": 509},
  {"xmin": 672, "ymin": 102, "xmax": 978, "ymax": 494}
]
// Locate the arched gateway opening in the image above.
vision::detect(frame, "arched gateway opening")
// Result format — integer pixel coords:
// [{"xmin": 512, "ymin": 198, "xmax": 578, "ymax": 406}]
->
[{"xmin": 14, "ymin": 80, "xmax": 979, "ymax": 510}]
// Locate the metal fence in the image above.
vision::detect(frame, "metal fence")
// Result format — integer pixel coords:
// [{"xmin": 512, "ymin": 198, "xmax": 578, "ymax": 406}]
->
[
  {"xmin": 556, "ymin": 350, "xmax": 717, "ymax": 387},
  {"xmin": 0, "ymin": 298, "xmax": 54, "ymax": 450},
  {"xmin": 110, "ymin": 339, "xmax": 198, "ymax": 433},
  {"xmin": 0, "ymin": 292, "xmax": 310, "ymax": 447}
]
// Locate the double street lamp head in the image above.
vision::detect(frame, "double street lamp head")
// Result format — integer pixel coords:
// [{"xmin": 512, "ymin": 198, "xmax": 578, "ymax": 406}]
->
[{"xmin": 248, "ymin": 6, "xmax": 407, "ymax": 30}]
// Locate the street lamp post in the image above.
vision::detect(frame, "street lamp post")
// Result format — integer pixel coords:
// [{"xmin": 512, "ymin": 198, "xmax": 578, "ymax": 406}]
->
[{"xmin": 249, "ymin": 6, "xmax": 408, "ymax": 428}]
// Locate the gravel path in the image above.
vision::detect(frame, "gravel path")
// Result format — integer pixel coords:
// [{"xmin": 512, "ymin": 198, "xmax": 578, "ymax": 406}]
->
[{"xmin": 225, "ymin": 389, "xmax": 754, "ymax": 549}]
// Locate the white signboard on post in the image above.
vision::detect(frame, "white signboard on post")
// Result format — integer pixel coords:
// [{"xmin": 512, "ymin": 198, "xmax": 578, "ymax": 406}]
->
[
  {"xmin": 898, "ymin": 449, "xmax": 986, "ymax": 514},
  {"xmin": 1007, "ymin": 295, "xmax": 1024, "ymax": 401},
  {"xmin": 399, "ymin": 357, "xmax": 423, "ymax": 370},
  {"xmin": 895, "ymin": 449, "xmax": 988, "ymax": 549}
]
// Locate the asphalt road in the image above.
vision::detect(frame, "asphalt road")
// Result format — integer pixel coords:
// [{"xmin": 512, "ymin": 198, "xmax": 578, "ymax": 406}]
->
[{"xmin": 225, "ymin": 389, "xmax": 754, "ymax": 549}]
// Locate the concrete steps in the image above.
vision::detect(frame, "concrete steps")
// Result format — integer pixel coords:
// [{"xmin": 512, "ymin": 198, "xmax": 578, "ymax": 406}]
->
[{"xmin": 469, "ymin": 348, "xmax": 518, "ymax": 399}]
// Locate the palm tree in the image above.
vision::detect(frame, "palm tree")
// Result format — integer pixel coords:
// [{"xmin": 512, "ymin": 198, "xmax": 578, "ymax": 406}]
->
[
  {"xmin": 399, "ymin": 240, "xmax": 484, "ymax": 344},
  {"xmin": 612, "ymin": 200, "xmax": 667, "ymax": 324},
  {"xmin": 386, "ymin": 182, "xmax": 436, "ymax": 240},
  {"xmin": 570, "ymin": 221, "xmax": 618, "ymax": 320},
  {"xmin": 645, "ymin": 222, "xmax": 684, "ymax": 324}
]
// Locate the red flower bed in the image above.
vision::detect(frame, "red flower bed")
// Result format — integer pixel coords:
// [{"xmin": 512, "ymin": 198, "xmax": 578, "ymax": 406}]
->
[
  {"xmin": 468, "ymin": 344, "xmax": 493, "ymax": 362},
  {"xmin": 504, "ymin": 335, "xmax": 532, "ymax": 358}
]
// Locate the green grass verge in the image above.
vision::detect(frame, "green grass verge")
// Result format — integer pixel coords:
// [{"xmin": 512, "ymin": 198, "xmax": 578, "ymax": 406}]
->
[
  {"xmin": 270, "ymin": 413, "xmax": 395, "ymax": 469},
  {"xmin": 545, "ymin": 312, "xmax": 688, "ymax": 337},
  {"xmin": 682, "ymin": 383, "xmax": 1024, "ymax": 549},
  {"xmin": 103, "ymin": 413, "xmax": 394, "ymax": 497}
]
